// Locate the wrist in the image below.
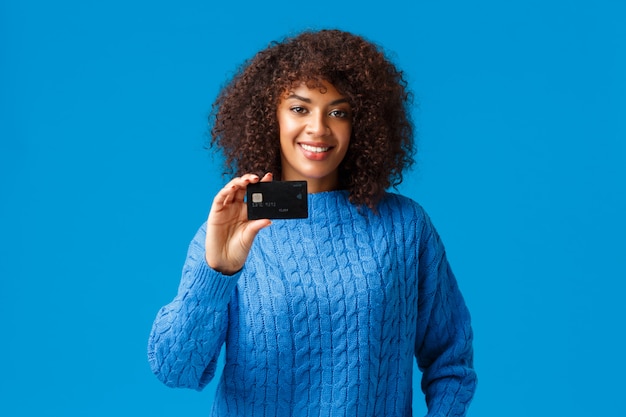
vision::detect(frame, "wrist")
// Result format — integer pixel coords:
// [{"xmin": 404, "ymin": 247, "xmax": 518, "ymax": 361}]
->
[{"xmin": 205, "ymin": 255, "xmax": 242, "ymax": 276}]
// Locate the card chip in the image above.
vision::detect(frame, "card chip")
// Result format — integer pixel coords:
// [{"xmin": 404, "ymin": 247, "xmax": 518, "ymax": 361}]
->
[{"xmin": 252, "ymin": 193, "xmax": 263, "ymax": 203}]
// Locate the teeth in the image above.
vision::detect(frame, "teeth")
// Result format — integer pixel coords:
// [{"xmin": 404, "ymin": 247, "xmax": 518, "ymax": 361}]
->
[{"xmin": 301, "ymin": 144, "xmax": 330, "ymax": 153}]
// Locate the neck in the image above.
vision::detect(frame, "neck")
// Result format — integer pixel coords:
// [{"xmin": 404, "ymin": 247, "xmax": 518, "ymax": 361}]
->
[{"xmin": 280, "ymin": 174, "xmax": 340, "ymax": 194}]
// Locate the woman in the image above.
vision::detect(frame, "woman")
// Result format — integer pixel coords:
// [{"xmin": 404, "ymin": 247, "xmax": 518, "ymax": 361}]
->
[{"xmin": 148, "ymin": 29, "xmax": 477, "ymax": 416}]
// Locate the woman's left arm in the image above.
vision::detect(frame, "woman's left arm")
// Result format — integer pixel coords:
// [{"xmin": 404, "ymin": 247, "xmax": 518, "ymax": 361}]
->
[{"xmin": 414, "ymin": 214, "xmax": 477, "ymax": 416}]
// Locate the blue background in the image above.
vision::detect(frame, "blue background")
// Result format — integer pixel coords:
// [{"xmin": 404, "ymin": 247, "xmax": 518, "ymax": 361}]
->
[{"xmin": 1, "ymin": 0, "xmax": 624, "ymax": 415}]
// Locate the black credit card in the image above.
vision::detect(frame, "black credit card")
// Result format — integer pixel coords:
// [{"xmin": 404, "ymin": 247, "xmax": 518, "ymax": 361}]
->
[{"xmin": 247, "ymin": 181, "xmax": 308, "ymax": 220}]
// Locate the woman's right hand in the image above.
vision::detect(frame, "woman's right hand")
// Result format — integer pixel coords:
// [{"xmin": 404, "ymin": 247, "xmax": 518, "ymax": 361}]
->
[{"xmin": 205, "ymin": 173, "xmax": 273, "ymax": 275}]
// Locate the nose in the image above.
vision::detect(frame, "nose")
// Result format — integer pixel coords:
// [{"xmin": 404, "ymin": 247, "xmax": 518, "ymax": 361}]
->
[{"xmin": 307, "ymin": 112, "xmax": 330, "ymax": 137}]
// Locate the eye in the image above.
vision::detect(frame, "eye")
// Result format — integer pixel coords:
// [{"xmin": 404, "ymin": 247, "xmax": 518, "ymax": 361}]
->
[
  {"xmin": 329, "ymin": 109, "xmax": 349, "ymax": 118},
  {"xmin": 290, "ymin": 106, "xmax": 308, "ymax": 114}
]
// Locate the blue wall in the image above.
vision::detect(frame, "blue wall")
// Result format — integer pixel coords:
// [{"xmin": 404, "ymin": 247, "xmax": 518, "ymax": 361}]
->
[{"xmin": 1, "ymin": 1, "xmax": 625, "ymax": 415}]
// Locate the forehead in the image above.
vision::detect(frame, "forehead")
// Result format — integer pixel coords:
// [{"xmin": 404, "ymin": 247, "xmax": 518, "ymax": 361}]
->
[{"xmin": 281, "ymin": 80, "xmax": 347, "ymax": 101}]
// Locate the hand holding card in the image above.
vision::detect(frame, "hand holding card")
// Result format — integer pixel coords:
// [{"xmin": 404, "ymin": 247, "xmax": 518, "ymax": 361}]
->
[{"xmin": 205, "ymin": 173, "xmax": 273, "ymax": 275}]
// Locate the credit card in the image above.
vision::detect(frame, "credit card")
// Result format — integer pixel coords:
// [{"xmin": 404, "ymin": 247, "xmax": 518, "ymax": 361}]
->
[{"xmin": 246, "ymin": 181, "xmax": 308, "ymax": 220}]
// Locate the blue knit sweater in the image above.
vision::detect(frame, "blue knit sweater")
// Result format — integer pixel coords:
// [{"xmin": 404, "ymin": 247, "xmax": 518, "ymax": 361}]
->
[{"xmin": 148, "ymin": 191, "xmax": 476, "ymax": 416}]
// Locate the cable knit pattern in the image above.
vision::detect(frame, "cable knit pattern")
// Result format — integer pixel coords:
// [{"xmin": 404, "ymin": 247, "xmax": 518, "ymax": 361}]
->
[{"xmin": 148, "ymin": 191, "xmax": 476, "ymax": 416}]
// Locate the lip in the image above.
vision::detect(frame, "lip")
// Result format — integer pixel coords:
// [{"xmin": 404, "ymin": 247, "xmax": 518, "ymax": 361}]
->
[{"xmin": 298, "ymin": 142, "xmax": 335, "ymax": 161}]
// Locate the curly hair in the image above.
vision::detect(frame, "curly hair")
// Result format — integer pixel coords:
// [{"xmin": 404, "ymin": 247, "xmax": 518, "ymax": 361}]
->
[{"xmin": 209, "ymin": 29, "xmax": 415, "ymax": 209}]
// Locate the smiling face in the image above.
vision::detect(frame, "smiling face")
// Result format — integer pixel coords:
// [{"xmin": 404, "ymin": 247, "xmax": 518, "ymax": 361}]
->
[{"xmin": 276, "ymin": 81, "xmax": 352, "ymax": 193}]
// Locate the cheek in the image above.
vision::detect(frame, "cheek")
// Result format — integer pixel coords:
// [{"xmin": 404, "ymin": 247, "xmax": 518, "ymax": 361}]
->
[
  {"xmin": 277, "ymin": 114, "xmax": 299, "ymax": 139},
  {"xmin": 338, "ymin": 124, "xmax": 352, "ymax": 146},
  {"xmin": 277, "ymin": 119, "xmax": 299, "ymax": 156}
]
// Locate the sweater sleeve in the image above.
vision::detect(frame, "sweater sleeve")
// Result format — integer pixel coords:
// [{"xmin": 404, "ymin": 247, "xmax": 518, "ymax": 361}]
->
[
  {"xmin": 147, "ymin": 223, "xmax": 239, "ymax": 390},
  {"xmin": 414, "ymin": 213, "xmax": 477, "ymax": 416}
]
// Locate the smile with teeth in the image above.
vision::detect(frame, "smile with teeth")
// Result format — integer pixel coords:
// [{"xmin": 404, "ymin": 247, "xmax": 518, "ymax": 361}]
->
[{"xmin": 300, "ymin": 143, "xmax": 331, "ymax": 153}]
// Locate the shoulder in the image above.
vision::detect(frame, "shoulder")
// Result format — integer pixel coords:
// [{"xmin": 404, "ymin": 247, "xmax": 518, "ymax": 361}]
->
[
  {"xmin": 376, "ymin": 192, "xmax": 441, "ymax": 246},
  {"xmin": 377, "ymin": 192, "xmax": 429, "ymax": 221}
]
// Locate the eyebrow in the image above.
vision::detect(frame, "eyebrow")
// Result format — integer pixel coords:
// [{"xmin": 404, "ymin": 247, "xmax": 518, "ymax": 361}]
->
[{"xmin": 285, "ymin": 94, "xmax": 349, "ymax": 106}]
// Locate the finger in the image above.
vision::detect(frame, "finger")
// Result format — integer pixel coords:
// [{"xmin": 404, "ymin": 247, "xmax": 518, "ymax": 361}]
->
[
  {"xmin": 211, "ymin": 182, "xmax": 238, "ymax": 210},
  {"xmin": 239, "ymin": 173, "xmax": 261, "ymax": 184},
  {"xmin": 230, "ymin": 173, "xmax": 267, "ymax": 202},
  {"xmin": 212, "ymin": 174, "xmax": 260, "ymax": 208},
  {"xmin": 225, "ymin": 174, "xmax": 261, "ymax": 204},
  {"xmin": 260, "ymin": 172, "xmax": 273, "ymax": 183},
  {"xmin": 230, "ymin": 173, "xmax": 262, "ymax": 204}
]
